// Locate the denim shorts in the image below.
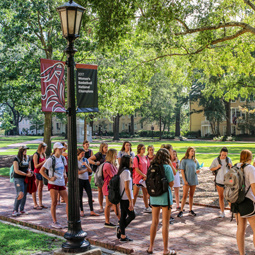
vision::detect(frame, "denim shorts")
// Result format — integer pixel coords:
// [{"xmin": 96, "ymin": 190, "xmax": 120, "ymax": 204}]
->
[{"xmin": 35, "ymin": 173, "xmax": 43, "ymax": 181}]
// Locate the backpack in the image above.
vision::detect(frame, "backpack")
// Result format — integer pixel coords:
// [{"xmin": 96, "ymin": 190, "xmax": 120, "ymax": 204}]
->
[
  {"xmin": 108, "ymin": 174, "xmax": 125, "ymax": 205},
  {"xmin": 31, "ymin": 152, "xmax": 40, "ymax": 171},
  {"xmin": 43, "ymin": 155, "xmax": 65, "ymax": 185},
  {"xmin": 94, "ymin": 162, "xmax": 106, "ymax": 188},
  {"xmin": 146, "ymin": 163, "xmax": 169, "ymax": 197},
  {"xmin": 223, "ymin": 163, "xmax": 249, "ymax": 205},
  {"xmin": 10, "ymin": 157, "xmax": 22, "ymax": 183}
]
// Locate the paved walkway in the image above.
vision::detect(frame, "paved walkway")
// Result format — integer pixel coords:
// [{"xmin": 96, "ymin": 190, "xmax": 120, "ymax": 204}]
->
[
  {"xmin": 0, "ymin": 138, "xmax": 44, "ymax": 152},
  {"xmin": 0, "ymin": 176, "xmax": 254, "ymax": 255}
]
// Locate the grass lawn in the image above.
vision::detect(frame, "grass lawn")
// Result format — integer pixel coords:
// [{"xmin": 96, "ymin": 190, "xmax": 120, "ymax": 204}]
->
[
  {"xmin": 0, "ymin": 167, "xmax": 9, "ymax": 177},
  {"xmin": 0, "ymin": 136, "xmax": 43, "ymax": 147},
  {"xmin": 0, "ymin": 222, "xmax": 62, "ymax": 255}
]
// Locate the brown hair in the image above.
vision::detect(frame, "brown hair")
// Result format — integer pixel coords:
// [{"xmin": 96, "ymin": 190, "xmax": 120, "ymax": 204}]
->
[
  {"xmin": 77, "ymin": 148, "xmax": 85, "ymax": 156},
  {"xmin": 151, "ymin": 148, "xmax": 170, "ymax": 165},
  {"xmin": 137, "ymin": 144, "xmax": 145, "ymax": 154},
  {"xmin": 120, "ymin": 141, "xmax": 132, "ymax": 152},
  {"xmin": 161, "ymin": 144, "xmax": 173, "ymax": 160},
  {"xmin": 240, "ymin": 150, "xmax": 252, "ymax": 167},
  {"xmin": 181, "ymin": 147, "xmax": 197, "ymax": 163},
  {"xmin": 83, "ymin": 140, "xmax": 89, "ymax": 146},
  {"xmin": 105, "ymin": 149, "xmax": 117, "ymax": 165},
  {"xmin": 37, "ymin": 142, "xmax": 47, "ymax": 158},
  {"xmin": 99, "ymin": 142, "xmax": 108, "ymax": 154},
  {"xmin": 147, "ymin": 145, "xmax": 155, "ymax": 156},
  {"xmin": 17, "ymin": 147, "xmax": 28, "ymax": 162}
]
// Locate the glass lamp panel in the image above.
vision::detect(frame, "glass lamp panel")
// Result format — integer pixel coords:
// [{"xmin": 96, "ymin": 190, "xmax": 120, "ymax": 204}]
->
[
  {"xmin": 75, "ymin": 10, "xmax": 83, "ymax": 35},
  {"xmin": 68, "ymin": 10, "xmax": 76, "ymax": 35},
  {"xmin": 60, "ymin": 10, "xmax": 68, "ymax": 37}
]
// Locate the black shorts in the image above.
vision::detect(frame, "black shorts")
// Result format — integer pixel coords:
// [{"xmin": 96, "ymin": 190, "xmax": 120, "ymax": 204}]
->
[
  {"xmin": 216, "ymin": 183, "xmax": 224, "ymax": 188},
  {"xmin": 133, "ymin": 183, "xmax": 144, "ymax": 188}
]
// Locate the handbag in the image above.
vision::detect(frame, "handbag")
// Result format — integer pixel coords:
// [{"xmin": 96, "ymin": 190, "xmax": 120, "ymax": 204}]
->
[{"xmin": 238, "ymin": 197, "xmax": 255, "ymax": 218}]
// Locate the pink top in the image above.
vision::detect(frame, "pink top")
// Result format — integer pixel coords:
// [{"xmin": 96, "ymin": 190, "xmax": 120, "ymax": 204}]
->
[
  {"xmin": 133, "ymin": 155, "xmax": 150, "ymax": 184},
  {"xmin": 34, "ymin": 156, "xmax": 45, "ymax": 174},
  {"xmin": 102, "ymin": 162, "xmax": 118, "ymax": 196}
]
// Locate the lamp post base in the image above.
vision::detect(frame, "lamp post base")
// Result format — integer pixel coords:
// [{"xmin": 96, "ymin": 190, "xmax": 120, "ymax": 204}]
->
[
  {"xmin": 62, "ymin": 229, "xmax": 90, "ymax": 253},
  {"xmin": 62, "ymin": 239, "xmax": 90, "ymax": 253},
  {"xmin": 54, "ymin": 244, "xmax": 101, "ymax": 255}
]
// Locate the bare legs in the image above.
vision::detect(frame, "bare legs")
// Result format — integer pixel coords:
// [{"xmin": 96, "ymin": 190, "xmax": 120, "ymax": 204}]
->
[
  {"xmin": 148, "ymin": 206, "xmax": 171, "ymax": 254},
  {"xmin": 180, "ymin": 185, "xmax": 196, "ymax": 211},
  {"xmin": 133, "ymin": 185, "xmax": 149, "ymax": 208},
  {"xmin": 216, "ymin": 185, "xmax": 225, "ymax": 213},
  {"xmin": 104, "ymin": 195, "xmax": 120, "ymax": 224},
  {"xmin": 174, "ymin": 187, "xmax": 180, "ymax": 208},
  {"xmin": 32, "ymin": 179, "xmax": 44, "ymax": 207},
  {"xmin": 98, "ymin": 187, "xmax": 104, "ymax": 212}
]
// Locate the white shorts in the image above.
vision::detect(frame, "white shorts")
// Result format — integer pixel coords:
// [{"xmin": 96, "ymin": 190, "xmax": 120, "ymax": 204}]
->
[{"xmin": 173, "ymin": 171, "xmax": 181, "ymax": 188}]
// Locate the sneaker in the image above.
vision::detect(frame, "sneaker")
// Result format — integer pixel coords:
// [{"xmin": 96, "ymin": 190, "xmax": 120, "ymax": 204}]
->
[
  {"xmin": 177, "ymin": 211, "xmax": 183, "ymax": 218},
  {"xmin": 120, "ymin": 236, "xmax": 133, "ymax": 242},
  {"xmin": 189, "ymin": 210, "xmax": 196, "ymax": 216},
  {"xmin": 218, "ymin": 212, "xmax": 225, "ymax": 218},
  {"xmin": 116, "ymin": 226, "xmax": 121, "ymax": 239},
  {"xmin": 51, "ymin": 222, "xmax": 63, "ymax": 229},
  {"xmin": 12, "ymin": 210, "xmax": 18, "ymax": 217},
  {"xmin": 170, "ymin": 216, "xmax": 175, "ymax": 221},
  {"xmin": 176, "ymin": 207, "xmax": 181, "ymax": 211},
  {"xmin": 20, "ymin": 210, "xmax": 28, "ymax": 215},
  {"xmin": 143, "ymin": 207, "xmax": 152, "ymax": 213},
  {"xmin": 104, "ymin": 222, "xmax": 116, "ymax": 228}
]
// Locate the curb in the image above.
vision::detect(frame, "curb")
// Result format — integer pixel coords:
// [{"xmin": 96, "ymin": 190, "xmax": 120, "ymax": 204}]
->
[{"xmin": 0, "ymin": 215, "xmax": 134, "ymax": 254}]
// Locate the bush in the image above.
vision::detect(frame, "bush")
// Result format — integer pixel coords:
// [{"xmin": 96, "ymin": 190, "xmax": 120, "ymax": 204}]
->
[
  {"xmin": 184, "ymin": 131, "xmax": 200, "ymax": 138},
  {"xmin": 137, "ymin": 130, "xmax": 174, "ymax": 138}
]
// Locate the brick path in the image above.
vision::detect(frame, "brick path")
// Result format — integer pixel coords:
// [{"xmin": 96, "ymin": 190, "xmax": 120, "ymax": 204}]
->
[{"xmin": 0, "ymin": 176, "xmax": 254, "ymax": 255}]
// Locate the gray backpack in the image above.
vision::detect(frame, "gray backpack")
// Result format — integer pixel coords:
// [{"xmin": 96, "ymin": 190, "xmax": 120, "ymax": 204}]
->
[
  {"xmin": 224, "ymin": 163, "xmax": 249, "ymax": 204},
  {"xmin": 94, "ymin": 162, "xmax": 106, "ymax": 188}
]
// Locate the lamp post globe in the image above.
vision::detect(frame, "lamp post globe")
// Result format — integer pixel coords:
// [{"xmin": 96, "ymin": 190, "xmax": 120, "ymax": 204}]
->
[{"xmin": 57, "ymin": 1, "xmax": 90, "ymax": 253}]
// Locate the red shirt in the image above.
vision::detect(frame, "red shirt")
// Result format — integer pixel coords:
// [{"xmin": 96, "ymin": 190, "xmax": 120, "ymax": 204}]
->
[{"xmin": 34, "ymin": 156, "xmax": 45, "ymax": 174}]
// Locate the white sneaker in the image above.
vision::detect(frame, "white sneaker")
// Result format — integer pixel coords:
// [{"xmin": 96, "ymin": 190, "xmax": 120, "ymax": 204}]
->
[
  {"xmin": 20, "ymin": 210, "xmax": 28, "ymax": 215},
  {"xmin": 12, "ymin": 210, "xmax": 18, "ymax": 217},
  {"xmin": 218, "ymin": 212, "xmax": 225, "ymax": 218},
  {"xmin": 51, "ymin": 222, "xmax": 63, "ymax": 229},
  {"xmin": 143, "ymin": 207, "xmax": 152, "ymax": 213}
]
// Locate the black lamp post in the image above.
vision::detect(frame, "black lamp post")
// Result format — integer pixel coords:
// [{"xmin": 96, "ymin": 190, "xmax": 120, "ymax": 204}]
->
[{"xmin": 57, "ymin": 1, "xmax": 90, "ymax": 253}]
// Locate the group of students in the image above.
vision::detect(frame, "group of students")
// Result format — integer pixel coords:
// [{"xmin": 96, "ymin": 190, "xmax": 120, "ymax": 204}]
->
[{"xmin": 11, "ymin": 141, "xmax": 255, "ymax": 255}]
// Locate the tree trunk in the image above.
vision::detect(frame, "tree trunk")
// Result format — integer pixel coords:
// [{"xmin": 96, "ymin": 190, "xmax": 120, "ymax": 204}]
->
[
  {"xmin": 113, "ymin": 114, "xmax": 120, "ymax": 140},
  {"xmin": 130, "ymin": 115, "xmax": 134, "ymax": 136},
  {"xmin": 83, "ymin": 117, "xmax": 87, "ymax": 141},
  {"xmin": 65, "ymin": 124, "xmax": 67, "ymax": 139},
  {"xmin": 217, "ymin": 120, "xmax": 220, "ymax": 135},
  {"xmin": 159, "ymin": 114, "xmax": 162, "ymax": 140},
  {"xmin": 175, "ymin": 106, "xmax": 181, "ymax": 137},
  {"xmin": 224, "ymin": 100, "xmax": 231, "ymax": 136},
  {"xmin": 44, "ymin": 112, "xmax": 52, "ymax": 156}
]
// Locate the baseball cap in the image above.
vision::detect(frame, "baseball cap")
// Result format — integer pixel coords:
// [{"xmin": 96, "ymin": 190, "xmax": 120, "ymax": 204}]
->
[
  {"xmin": 53, "ymin": 142, "xmax": 64, "ymax": 149},
  {"xmin": 19, "ymin": 145, "xmax": 30, "ymax": 150}
]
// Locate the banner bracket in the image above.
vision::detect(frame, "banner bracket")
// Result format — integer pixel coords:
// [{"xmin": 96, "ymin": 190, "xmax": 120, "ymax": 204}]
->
[{"xmin": 66, "ymin": 107, "xmax": 72, "ymax": 116}]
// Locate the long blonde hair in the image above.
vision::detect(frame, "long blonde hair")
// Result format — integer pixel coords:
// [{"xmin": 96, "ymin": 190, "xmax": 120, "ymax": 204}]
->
[
  {"xmin": 240, "ymin": 150, "xmax": 252, "ymax": 167},
  {"xmin": 182, "ymin": 147, "xmax": 197, "ymax": 163},
  {"xmin": 37, "ymin": 142, "xmax": 47, "ymax": 158},
  {"xmin": 105, "ymin": 149, "xmax": 117, "ymax": 165}
]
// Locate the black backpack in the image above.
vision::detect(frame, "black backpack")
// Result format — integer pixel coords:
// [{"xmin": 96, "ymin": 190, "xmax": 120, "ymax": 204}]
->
[
  {"xmin": 108, "ymin": 174, "xmax": 125, "ymax": 205},
  {"xmin": 31, "ymin": 152, "xmax": 40, "ymax": 171},
  {"xmin": 146, "ymin": 163, "xmax": 169, "ymax": 197}
]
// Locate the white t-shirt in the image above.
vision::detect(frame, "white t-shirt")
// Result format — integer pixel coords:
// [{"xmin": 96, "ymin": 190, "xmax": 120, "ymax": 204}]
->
[
  {"xmin": 237, "ymin": 163, "xmax": 255, "ymax": 202},
  {"xmin": 119, "ymin": 169, "xmax": 133, "ymax": 200},
  {"xmin": 78, "ymin": 157, "xmax": 89, "ymax": 180},
  {"xmin": 209, "ymin": 157, "xmax": 232, "ymax": 185},
  {"xmin": 43, "ymin": 156, "xmax": 67, "ymax": 186}
]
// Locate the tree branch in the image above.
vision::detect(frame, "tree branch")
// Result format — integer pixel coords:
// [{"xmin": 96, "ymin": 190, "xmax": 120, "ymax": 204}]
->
[
  {"xmin": 175, "ymin": 18, "xmax": 189, "ymax": 30},
  {"xmin": 175, "ymin": 22, "xmax": 254, "ymax": 35},
  {"xmin": 244, "ymin": 0, "xmax": 255, "ymax": 11}
]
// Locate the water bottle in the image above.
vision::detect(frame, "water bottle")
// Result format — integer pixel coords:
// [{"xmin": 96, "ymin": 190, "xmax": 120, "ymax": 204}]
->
[{"xmin": 82, "ymin": 157, "xmax": 86, "ymax": 168}]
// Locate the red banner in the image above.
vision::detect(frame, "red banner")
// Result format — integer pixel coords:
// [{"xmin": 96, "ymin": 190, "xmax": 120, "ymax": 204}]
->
[{"xmin": 40, "ymin": 58, "xmax": 66, "ymax": 112}]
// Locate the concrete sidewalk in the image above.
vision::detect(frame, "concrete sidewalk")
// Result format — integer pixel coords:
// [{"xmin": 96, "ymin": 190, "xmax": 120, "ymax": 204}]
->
[{"xmin": 0, "ymin": 176, "xmax": 254, "ymax": 255}]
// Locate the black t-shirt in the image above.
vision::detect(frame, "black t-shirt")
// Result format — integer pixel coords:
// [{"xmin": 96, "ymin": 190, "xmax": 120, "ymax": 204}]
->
[
  {"xmin": 84, "ymin": 149, "xmax": 92, "ymax": 159},
  {"xmin": 13, "ymin": 156, "xmax": 30, "ymax": 179},
  {"xmin": 95, "ymin": 152, "xmax": 106, "ymax": 165}
]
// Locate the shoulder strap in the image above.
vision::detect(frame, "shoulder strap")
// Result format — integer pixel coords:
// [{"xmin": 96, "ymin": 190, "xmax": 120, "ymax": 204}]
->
[
  {"xmin": 89, "ymin": 149, "xmax": 92, "ymax": 157},
  {"xmin": 51, "ymin": 156, "xmax": 56, "ymax": 176},
  {"xmin": 217, "ymin": 156, "xmax": 222, "ymax": 166},
  {"xmin": 135, "ymin": 155, "xmax": 139, "ymax": 165},
  {"xmin": 36, "ymin": 152, "xmax": 40, "ymax": 164},
  {"xmin": 61, "ymin": 155, "xmax": 65, "ymax": 165}
]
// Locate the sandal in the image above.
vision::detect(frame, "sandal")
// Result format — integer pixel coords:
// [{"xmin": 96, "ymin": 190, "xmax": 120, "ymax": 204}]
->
[
  {"xmin": 40, "ymin": 205, "xmax": 48, "ymax": 209},
  {"xmin": 33, "ymin": 206, "xmax": 42, "ymax": 210},
  {"xmin": 147, "ymin": 249, "xmax": 153, "ymax": 254},
  {"xmin": 163, "ymin": 250, "xmax": 176, "ymax": 255},
  {"xmin": 90, "ymin": 211, "xmax": 99, "ymax": 216}
]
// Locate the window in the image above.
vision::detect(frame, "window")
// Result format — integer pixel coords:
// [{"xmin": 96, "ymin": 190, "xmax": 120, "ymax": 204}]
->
[
  {"xmin": 56, "ymin": 123, "xmax": 60, "ymax": 130},
  {"xmin": 141, "ymin": 122, "xmax": 143, "ymax": 129},
  {"xmin": 122, "ymin": 123, "xmax": 125, "ymax": 130},
  {"xmin": 134, "ymin": 124, "xmax": 137, "ymax": 130}
]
